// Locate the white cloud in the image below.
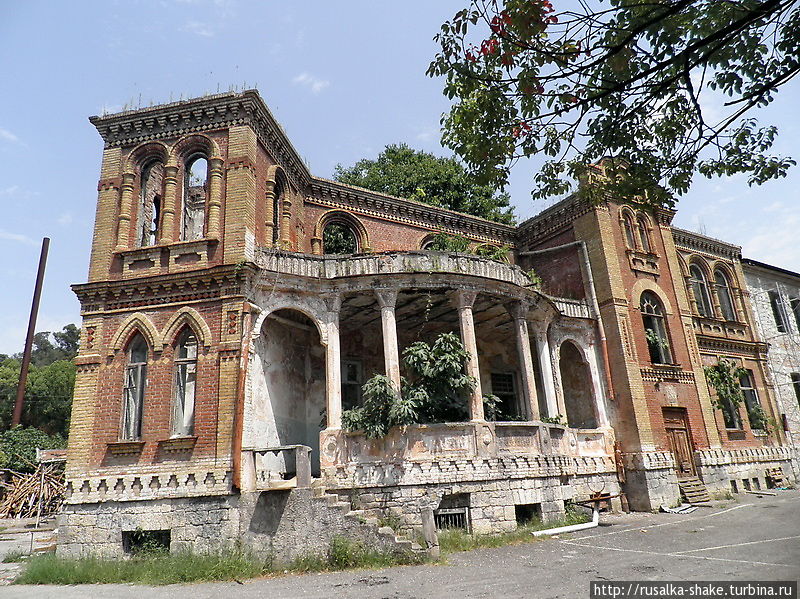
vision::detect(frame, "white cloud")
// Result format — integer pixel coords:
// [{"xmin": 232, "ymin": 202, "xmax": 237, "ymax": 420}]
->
[
  {"xmin": 182, "ymin": 20, "xmax": 214, "ymax": 37},
  {"xmin": 0, "ymin": 230, "xmax": 37, "ymax": 246},
  {"xmin": 0, "ymin": 128, "xmax": 19, "ymax": 143},
  {"xmin": 57, "ymin": 212, "xmax": 74, "ymax": 227},
  {"xmin": 0, "ymin": 185, "xmax": 20, "ymax": 196},
  {"xmin": 292, "ymin": 72, "xmax": 330, "ymax": 94}
]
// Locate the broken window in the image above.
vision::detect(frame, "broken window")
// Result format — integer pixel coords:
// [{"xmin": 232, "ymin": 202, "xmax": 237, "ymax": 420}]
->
[
  {"xmin": 341, "ymin": 359, "xmax": 362, "ymax": 411},
  {"xmin": 768, "ymin": 290, "xmax": 789, "ymax": 333},
  {"xmin": 637, "ymin": 215, "xmax": 651, "ymax": 253},
  {"xmin": 739, "ymin": 370, "xmax": 765, "ymax": 431},
  {"xmin": 172, "ymin": 329, "xmax": 197, "ymax": 437},
  {"xmin": 791, "ymin": 373, "xmax": 800, "ymax": 409},
  {"xmin": 122, "ymin": 529, "xmax": 170, "ymax": 555},
  {"xmin": 182, "ymin": 155, "xmax": 207, "ymax": 241},
  {"xmin": 122, "ymin": 334, "xmax": 148, "ymax": 440},
  {"xmin": 714, "ymin": 269, "xmax": 736, "ymax": 321},
  {"xmin": 323, "ymin": 222, "xmax": 358, "ymax": 254},
  {"xmin": 622, "ymin": 212, "xmax": 636, "ymax": 248},
  {"xmin": 490, "ymin": 372, "xmax": 520, "ymax": 420},
  {"xmin": 689, "ymin": 265, "xmax": 714, "ymax": 318},
  {"xmin": 640, "ymin": 291, "xmax": 672, "ymax": 364},
  {"xmin": 138, "ymin": 161, "xmax": 164, "ymax": 247},
  {"xmin": 790, "ymin": 296, "xmax": 800, "ymax": 333}
]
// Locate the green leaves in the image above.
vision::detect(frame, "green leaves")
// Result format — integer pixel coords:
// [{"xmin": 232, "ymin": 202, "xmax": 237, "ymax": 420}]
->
[{"xmin": 429, "ymin": 0, "xmax": 799, "ymax": 209}]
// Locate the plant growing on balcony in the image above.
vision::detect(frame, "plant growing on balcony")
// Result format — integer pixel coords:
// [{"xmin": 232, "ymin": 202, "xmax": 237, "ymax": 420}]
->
[
  {"xmin": 426, "ymin": 233, "xmax": 472, "ymax": 253},
  {"xmin": 474, "ymin": 243, "xmax": 510, "ymax": 263},
  {"xmin": 341, "ymin": 375, "xmax": 418, "ymax": 439},
  {"xmin": 541, "ymin": 414, "xmax": 565, "ymax": 426}
]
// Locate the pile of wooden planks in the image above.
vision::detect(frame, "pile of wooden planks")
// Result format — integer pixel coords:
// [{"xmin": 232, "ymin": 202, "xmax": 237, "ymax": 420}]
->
[{"xmin": 0, "ymin": 463, "xmax": 65, "ymax": 519}]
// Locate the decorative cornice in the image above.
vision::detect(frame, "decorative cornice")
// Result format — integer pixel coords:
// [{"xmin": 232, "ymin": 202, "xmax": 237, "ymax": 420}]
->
[
  {"xmin": 308, "ymin": 178, "xmax": 516, "ymax": 244},
  {"xmin": 89, "ymin": 90, "xmax": 311, "ymax": 189},
  {"xmin": 696, "ymin": 334, "xmax": 769, "ymax": 358},
  {"xmin": 671, "ymin": 227, "xmax": 741, "ymax": 260},
  {"xmin": 516, "ymin": 194, "xmax": 597, "ymax": 244}
]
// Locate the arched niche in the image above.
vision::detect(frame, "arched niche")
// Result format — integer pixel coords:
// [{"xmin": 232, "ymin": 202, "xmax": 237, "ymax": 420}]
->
[{"xmin": 558, "ymin": 340, "xmax": 598, "ymax": 429}]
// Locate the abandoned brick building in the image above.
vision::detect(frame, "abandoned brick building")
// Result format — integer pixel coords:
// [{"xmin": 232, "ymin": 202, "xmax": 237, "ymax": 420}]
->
[{"xmin": 58, "ymin": 90, "xmax": 795, "ymax": 557}]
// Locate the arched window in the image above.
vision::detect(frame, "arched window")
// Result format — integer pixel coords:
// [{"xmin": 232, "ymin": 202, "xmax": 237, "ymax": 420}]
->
[
  {"xmin": 689, "ymin": 264, "xmax": 714, "ymax": 318},
  {"xmin": 323, "ymin": 222, "xmax": 358, "ymax": 254},
  {"xmin": 637, "ymin": 215, "xmax": 651, "ymax": 253},
  {"xmin": 138, "ymin": 161, "xmax": 164, "ymax": 247},
  {"xmin": 122, "ymin": 334, "xmax": 148, "ymax": 440},
  {"xmin": 640, "ymin": 291, "xmax": 672, "ymax": 364},
  {"xmin": 183, "ymin": 155, "xmax": 207, "ymax": 241},
  {"xmin": 714, "ymin": 269, "xmax": 736, "ymax": 321},
  {"xmin": 172, "ymin": 329, "xmax": 198, "ymax": 437},
  {"xmin": 622, "ymin": 212, "xmax": 636, "ymax": 248}
]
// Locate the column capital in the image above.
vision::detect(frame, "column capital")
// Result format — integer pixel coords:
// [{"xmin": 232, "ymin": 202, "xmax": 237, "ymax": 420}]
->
[
  {"xmin": 505, "ymin": 299, "xmax": 531, "ymax": 321},
  {"xmin": 323, "ymin": 293, "xmax": 342, "ymax": 314},
  {"xmin": 453, "ymin": 289, "xmax": 479, "ymax": 310},
  {"xmin": 375, "ymin": 288, "xmax": 398, "ymax": 309}
]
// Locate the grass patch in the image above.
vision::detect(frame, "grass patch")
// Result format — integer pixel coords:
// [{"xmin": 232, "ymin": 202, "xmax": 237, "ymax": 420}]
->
[
  {"xmin": 14, "ymin": 537, "xmax": 424, "ymax": 585},
  {"xmin": 438, "ymin": 509, "xmax": 590, "ymax": 555},
  {"xmin": 3, "ymin": 550, "xmax": 28, "ymax": 563}
]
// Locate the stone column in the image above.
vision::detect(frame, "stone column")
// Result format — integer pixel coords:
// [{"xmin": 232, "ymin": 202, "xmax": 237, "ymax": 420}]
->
[
  {"xmin": 375, "ymin": 289, "xmax": 402, "ymax": 395},
  {"xmin": 207, "ymin": 157, "xmax": 224, "ymax": 238},
  {"xmin": 115, "ymin": 172, "xmax": 136, "ymax": 250},
  {"xmin": 507, "ymin": 301, "xmax": 540, "ymax": 421},
  {"xmin": 159, "ymin": 164, "xmax": 179, "ymax": 243},
  {"xmin": 454, "ymin": 290, "xmax": 484, "ymax": 421},
  {"xmin": 279, "ymin": 196, "xmax": 292, "ymax": 249},
  {"xmin": 324, "ymin": 295, "xmax": 343, "ymax": 429},
  {"xmin": 533, "ymin": 322, "xmax": 558, "ymax": 419}
]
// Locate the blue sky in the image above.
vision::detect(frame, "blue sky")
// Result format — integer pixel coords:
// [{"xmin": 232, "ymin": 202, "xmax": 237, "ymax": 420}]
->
[{"xmin": 0, "ymin": 1, "xmax": 798, "ymax": 354}]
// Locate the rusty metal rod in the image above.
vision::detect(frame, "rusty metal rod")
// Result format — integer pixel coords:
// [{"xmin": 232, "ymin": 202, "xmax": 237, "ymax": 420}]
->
[{"xmin": 13, "ymin": 237, "xmax": 50, "ymax": 427}]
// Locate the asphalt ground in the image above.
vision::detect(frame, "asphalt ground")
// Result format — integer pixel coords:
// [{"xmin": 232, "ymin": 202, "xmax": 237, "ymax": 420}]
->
[{"xmin": 1, "ymin": 490, "xmax": 798, "ymax": 598}]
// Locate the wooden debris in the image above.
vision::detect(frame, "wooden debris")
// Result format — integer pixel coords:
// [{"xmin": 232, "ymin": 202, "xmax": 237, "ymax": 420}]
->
[{"xmin": 0, "ymin": 463, "xmax": 65, "ymax": 519}]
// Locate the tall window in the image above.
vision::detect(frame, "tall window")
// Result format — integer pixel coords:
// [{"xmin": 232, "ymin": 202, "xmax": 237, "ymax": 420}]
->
[
  {"xmin": 791, "ymin": 373, "xmax": 800, "ymax": 409},
  {"xmin": 122, "ymin": 334, "xmax": 148, "ymax": 440},
  {"xmin": 768, "ymin": 290, "xmax": 789, "ymax": 333},
  {"xmin": 172, "ymin": 329, "xmax": 198, "ymax": 437},
  {"xmin": 714, "ymin": 269, "xmax": 737, "ymax": 321},
  {"xmin": 739, "ymin": 370, "xmax": 765, "ymax": 430},
  {"xmin": 637, "ymin": 215, "xmax": 651, "ymax": 253},
  {"xmin": 138, "ymin": 161, "xmax": 164, "ymax": 247},
  {"xmin": 689, "ymin": 265, "xmax": 714, "ymax": 317},
  {"xmin": 789, "ymin": 296, "xmax": 800, "ymax": 333},
  {"xmin": 341, "ymin": 360, "xmax": 362, "ymax": 411},
  {"xmin": 490, "ymin": 372, "xmax": 519, "ymax": 420},
  {"xmin": 622, "ymin": 213, "xmax": 636, "ymax": 248},
  {"xmin": 183, "ymin": 156, "xmax": 207, "ymax": 241},
  {"xmin": 640, "ymin": 291, "xmax": 672, "ymax": 364}
]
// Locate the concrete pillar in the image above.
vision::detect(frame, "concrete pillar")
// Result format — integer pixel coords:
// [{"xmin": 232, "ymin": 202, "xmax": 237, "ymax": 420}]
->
[
  {"xmin": 159, "ymin": 165, "xmax": 179, "ymax": 243},
  {"xmin": 324, "ymin": 294, "xmax": 343, "ymax": 429},
  {"xmin": 533, "ymin": 322, "xmax": 558, "ymax": 419},
  {"xmin": 375, "ymin": 289, "xmax": 402, "ymax": 394},
  {"xmin": 116, "ymin": 172, "xmax": 136, "ymax": 250},
  {"xmin": 507, "ymin": 301, "xmax": 540, "ymax": 421},
  {"xmin": 454, "ymin": 290, "xmax": 484, "ymax": 421},
  {"xmin": 207, "ymin": 157, "xmax": 224, "ymax": 238}
]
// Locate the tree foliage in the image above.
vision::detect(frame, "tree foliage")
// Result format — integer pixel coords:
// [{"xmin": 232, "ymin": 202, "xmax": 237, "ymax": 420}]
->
[
  {"xmin": 428, "ymin": 0, "xmax": 799, "ymax": 208},
  {"xmin": 0, "ymin": 426, "xmax": 65, "ymax": 473},
  {"xmin": 334, "ymin": 143, "xmax": 516, "ymax": 223}
]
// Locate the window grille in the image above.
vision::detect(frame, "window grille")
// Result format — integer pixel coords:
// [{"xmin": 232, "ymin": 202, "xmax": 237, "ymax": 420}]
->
[{"xmin": 434, "ymin": 508, "xmax": 469, "ymax": 531}]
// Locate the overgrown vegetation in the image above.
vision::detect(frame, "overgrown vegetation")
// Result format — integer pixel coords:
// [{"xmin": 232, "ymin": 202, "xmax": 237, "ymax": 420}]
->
[
  {"xmin": 0, "ymin": 426, "xmax": 65, "ymax": 473},
  {"xmin": 438, "ymin": 508, "xmax": 590, "ymax": 554},
  {"xmin": 703, "ymin": 359, "xmax": 747, "ymax": 421},
  {"xmin": 343, "ymin": 333, "xmax": 502, "ymax": 438},
  {"xmin": 15, "ymin": 537, "xmax": 422, "ymax": 585}
]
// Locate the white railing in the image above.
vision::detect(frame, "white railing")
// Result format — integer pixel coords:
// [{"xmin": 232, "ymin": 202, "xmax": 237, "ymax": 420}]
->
[{"xmin": 552, "ymin": 297, "xmax": 592, "ymax": 319}]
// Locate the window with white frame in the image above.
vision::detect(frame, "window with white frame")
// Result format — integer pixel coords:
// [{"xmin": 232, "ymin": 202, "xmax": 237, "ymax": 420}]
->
[
  {"xmin": 689, "ymin": 264, "xmax": 714, "ymax": 318},
  {"xmin": 122, "ymin": 334, "xmax": 148, "ymax": 440},
  {"xmin": 714, "ymin": 269, "xmax": 737, "ymax": 321},
  {"xmin": 172, "ymin": 329, "xmax": 198, "ymax": 437}
]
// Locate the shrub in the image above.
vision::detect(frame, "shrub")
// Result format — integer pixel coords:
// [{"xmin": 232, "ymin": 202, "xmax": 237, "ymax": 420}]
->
[{"xmin": 0, "ymin": 427, "xmax": 65, "ymax": 473}]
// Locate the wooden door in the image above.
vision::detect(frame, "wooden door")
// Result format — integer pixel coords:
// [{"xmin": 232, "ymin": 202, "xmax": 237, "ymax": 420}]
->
[{"xmin": 663, "ymin": 408, "xmax": 696, "ymax": 478}]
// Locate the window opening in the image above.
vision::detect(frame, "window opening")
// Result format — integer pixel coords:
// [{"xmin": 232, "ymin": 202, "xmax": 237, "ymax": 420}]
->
[
  {"xmin": 122, "ymin": 529, "xmax": 170, "ymax": 555},
  {"xmin": 739, "ymin": 370, "xmax": 764, "ymax": 430},
  {"xmin": 183, "ymin": 156, "xmax": 207, "ymax": 241},
  {"xmin": 490, "ymin": 372, "xmax": 519, "ymax": 420},
  {"xmin": 689, "ymin": 265, "xmax": 714, "ymax": 318},
  {"xmin": 714, "ymin": 270, "xmax": 736, "ymax": 321},
  {"xmin": 637, "ymin": 216, "xmax": 651, "ymax": 253},
  {"xmin": 640, "ymin": 292, "xmax": 672, "ymax": 364},
  {"xmin": 138, "ymin": 161, "xmax": 164, "ymax": 247},
  {"xmin": 172, "ymin": 329, "xmax": 198, "ymax": 437},
  {"xmin": 791, "ymin": 373, "xmax": 800, "ymax": 408},
  {"xmin": 122, "ymin": 334, "xmax": 148, "ymax": 440},
  {"xmin": 322, "ymin": 222, "xmax": 358, "ymax": 254},
  {"xmin": 341, "ymin": 360, "xmax": 362, "ymax": 411},
  {"xmin": 768, "ymin": 290, "xmax": 789, "ymax": 333},
  {"xmin": 434, "ymin": 494, "xmax": 470, "ymax": 531},
  {"xmin": 623, "ymin": 214, "xmax": 636, "ymax": 248},
  {"xmin": 515, "ymin": 503, "xmax": 542, "ymax": 525},
  {"xmin": 790, "ymin": 296, "xmax": 800, "ymax": 333}
]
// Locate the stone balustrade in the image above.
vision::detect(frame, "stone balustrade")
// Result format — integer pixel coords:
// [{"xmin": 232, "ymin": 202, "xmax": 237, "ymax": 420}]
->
[{"xmin": 552, "ymin": 297, "xmax": 593, "ymax": 319}]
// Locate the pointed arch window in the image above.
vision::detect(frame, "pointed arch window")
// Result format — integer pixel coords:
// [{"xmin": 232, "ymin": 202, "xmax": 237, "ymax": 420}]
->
[
  {"xmin": 689, "ymin": 264, "xmax": 714, "ymax": 317},
  {"xmin": 714, "ymin": 269, "xmax": 736, "ymax": 321},
  {"xmin": 622, "ymin": 213, "xmax": 636, "ymax": 248},
  {"xmin": 183, "ymin": 155, "xmax": 207, "ymax": 241},
  {"xmin": 138, "ymin": 161, "xmax": 164, "ymax": 247},
  {"xmin": 640, "ymin": 291, "xmax": 672, "ymax": 364},
  {"xmin": 637, "ymin": 215, "xmax": 651, "ymax": 253},
  {"xmin": 122, "ymin": 334, "xmax": 148, "ymax": 440},
  {"xmin": 172, "ymin": 329, "xmax": 198, "ymax": 437}
]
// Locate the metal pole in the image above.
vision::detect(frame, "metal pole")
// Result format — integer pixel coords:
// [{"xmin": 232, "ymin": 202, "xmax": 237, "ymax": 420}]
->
[{"xmin": 13, "ymin": 237, "xmax": 50, "ymax": 427}]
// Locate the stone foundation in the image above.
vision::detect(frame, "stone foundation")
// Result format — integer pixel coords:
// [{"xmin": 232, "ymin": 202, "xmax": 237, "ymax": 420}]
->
[
  {"xmin": 621, "ymin": 451, "xmax": 680, "ymax": 511},
  {"xmin": 695, "ymin": 447, "xmax": 794, "ymax": 495}
]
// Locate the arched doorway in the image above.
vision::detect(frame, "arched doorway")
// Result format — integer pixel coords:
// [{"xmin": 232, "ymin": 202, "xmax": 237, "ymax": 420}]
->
[
  {"xmin": 558, "ymin": 341, "xmax": 598, "ymax": 429},
  {"xmin": 253, "ymin": 309, "xmax": 326, "ymax": 476}
]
